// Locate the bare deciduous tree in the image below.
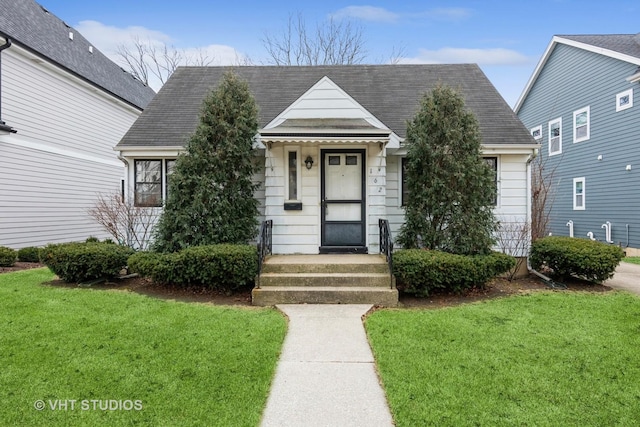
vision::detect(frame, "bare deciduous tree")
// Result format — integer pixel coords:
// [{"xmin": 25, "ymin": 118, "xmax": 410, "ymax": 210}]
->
[
  {"xmin": 262, "ymin": 13, "xmax": 367, "ymax": 65},
  {"xmin": 87, "ymin": 190, "xmax": 160, "ymax": 250},
  {"xmin": 531, "ymin": 154, "xmax": 558, "ymax": 242},
  {"xmin": 495, "ymin": 218, "xmax": 531, "ymax": 280},
  {"xmin": 116, "ymin": 36, "xmax": 214, "ymax": 86}
]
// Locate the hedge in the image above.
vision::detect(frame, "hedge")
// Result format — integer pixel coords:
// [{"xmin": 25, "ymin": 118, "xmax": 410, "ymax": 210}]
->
[
  {"xmin": 41, "ymin": 242, "xmax": 134, "ymax": 283},
  {"xmin": 393, "ymin": 249, "xmax": 515, "ymax": 296},
  {"xmin": 128, "ymin": 244, "xmax": 258, "ymax": 292},
  {"xmin": 530, "ymin": 236, "xmax": 624, "ymax": 283},
  {"xmin": 0, "ymin": 246, "xmax": 17, "ymax": 267},
  {"xmin": 17, "ymin": 246, "xmax": 41, "ymax": 263}
]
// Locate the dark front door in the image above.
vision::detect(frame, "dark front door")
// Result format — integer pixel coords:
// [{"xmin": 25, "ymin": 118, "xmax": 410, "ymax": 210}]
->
[{"xmin": 320, "ymin": 149, "xmax": 367, "ymax": 253}]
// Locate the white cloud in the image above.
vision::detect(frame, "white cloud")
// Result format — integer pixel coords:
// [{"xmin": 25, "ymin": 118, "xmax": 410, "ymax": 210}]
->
[
  {"xmin": 75, "ymin": 20, "xmax": 247, "ymax": 91},
  {"xmin": 331, "ymin": 6, "xmax": 399, "ymax": 23},
  {"xmin": 398, "ymin": 47, "xmax": 530, "ymax": 66},
  {"xmin": 423, "ymin": 8, "xmax": 472, "ymax": 22}
]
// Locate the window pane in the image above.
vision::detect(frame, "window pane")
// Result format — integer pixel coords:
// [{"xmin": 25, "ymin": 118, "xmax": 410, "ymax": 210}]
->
[
  {"xmin": 576, "ymin": 125, "xmax": 587, "ymax": 139},
  {"xmin": 135, "ymin": 160, "xmax": 162, "ymax": 207},
  {"xmin": 329, "ymin": 156, "xmax": 340, "ymax": 165},
  {"xmin": 165, "ymin": 159, "xmax": 176, "ymax": 199},
  {"xmin": 483, "ymin": 157, "xmax": 498, "ymax": 206},
  {"xmin": 575, "ymin": 112, "xmax": 588, "ymax": 126},
  {"xmin": 346, "ymin": 155, "xmax": 358, "ymax": 165},
  {"xmin": 288, "ymin": 151, "xmax": 297, "ymax": 200},
  {"xmin": 575, "ymin": 194, "xmax": 583, "ymax": 207},
  {"xmin": 551, "ymin": 123, "xmax": 560, "ymax": 137},
  {"xmin": 401, "ymin": 158, "xmax": 409, "ymax": 206}
]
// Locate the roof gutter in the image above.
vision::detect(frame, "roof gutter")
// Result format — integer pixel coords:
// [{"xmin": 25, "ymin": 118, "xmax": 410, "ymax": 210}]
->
[{"xmin": 0, "ymin": 37, "xmax": 17, "ymax": 134}]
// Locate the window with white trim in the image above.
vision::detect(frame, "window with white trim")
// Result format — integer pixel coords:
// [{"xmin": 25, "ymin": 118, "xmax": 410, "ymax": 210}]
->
[
  {"xmin": 134, "ymin": 159, "xmax": 176, "ymax": 207},
  {"xmin": 548, "ymin": 117, "xmax": 562, "ymax": 156},
  {"xmin": 573, "ymin": 106, "xmax": 590, "ymax": 143},
  {"xmin": 573, "ymin": 177, "xmax": 585, "ymax": 210},
  {"xmin": 401, "ymin": 157, "xmax": 409, "ymax": 206},
  {"xmin": 285, "ymin": 148, "xmax": 301, "ymax": 201},
  {"xmin": 616, "ymin": 89, "xmax": 633, "ymax": 112},
  {"xmin": 530, "ymin": 125, "xmax": 542, "ymax": 140},
  {"xmin": 483, "ymin": 156, "xmax": 499, "ymax": 206}
]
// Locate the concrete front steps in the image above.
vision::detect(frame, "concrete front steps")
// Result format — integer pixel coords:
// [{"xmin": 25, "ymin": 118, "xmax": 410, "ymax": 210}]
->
[{"xmin": 252, "ymin": 254, "xmax": 398, "ymax": 307}]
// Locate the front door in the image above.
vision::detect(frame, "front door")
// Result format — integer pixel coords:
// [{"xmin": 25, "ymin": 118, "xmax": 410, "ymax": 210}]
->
[{"xmin": 320, "ymin": 149, "xmax": 366, "ymax": 253}]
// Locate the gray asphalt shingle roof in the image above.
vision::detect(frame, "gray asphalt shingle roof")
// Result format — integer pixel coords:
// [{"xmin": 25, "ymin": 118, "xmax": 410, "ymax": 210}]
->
[
  {"xmin": 117, "ymin": 64, "xmax": 536, "ymax": 149},
  {"xmin": 559, "ymin": 33, "xmax": 640, "ymax": 60},
  {"xmin": 0, "ymin": 0, "xmax": 155, "ymax": 109}
]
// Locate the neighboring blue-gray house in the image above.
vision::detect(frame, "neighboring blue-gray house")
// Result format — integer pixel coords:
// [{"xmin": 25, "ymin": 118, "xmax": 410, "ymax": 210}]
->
[{"xmin": 515, "ymin": 34, "xmax": 640, "ymax": 254}]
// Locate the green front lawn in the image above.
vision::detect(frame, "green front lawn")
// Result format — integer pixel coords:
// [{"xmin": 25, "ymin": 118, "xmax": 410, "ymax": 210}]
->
[
  {"xmin": 0, "ymin": 269, "xmax": 287, "ymax": 426},
  {"xmin": 623, "ymin": 256, "xmax": 640, "ymax": 265},
  {"xmin": 367, "ymin": 291, "xmax": 640, "ymax": 426}
]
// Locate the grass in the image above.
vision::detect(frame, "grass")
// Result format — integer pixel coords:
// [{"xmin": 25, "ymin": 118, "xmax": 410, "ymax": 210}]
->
[
  {"xmin": 366, "ymin": 291, "xmax": 640, "ymax": 426},
  {"xmin": 623, "ymin": 256, "xmax": 640, "ymax": 265},
  {"xmin": 0, "ymin": 268, "xmax": 287, "ymax": 426}
]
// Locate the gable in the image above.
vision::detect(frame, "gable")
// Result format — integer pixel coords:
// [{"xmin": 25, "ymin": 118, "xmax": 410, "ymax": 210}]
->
[
  {"xmin": 264, "ymin": 76, "xmax": 389, "ymax": 129},
  {"xmin": 0, "ymin": 0, "xmax": 155, "ymax": 109},
  {"xmin": 515, "ymin": 35, "xmax": 640, "ymax": 112}
]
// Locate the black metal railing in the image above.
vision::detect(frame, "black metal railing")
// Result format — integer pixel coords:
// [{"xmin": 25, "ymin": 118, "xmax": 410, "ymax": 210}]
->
[
  {"xmin": 256, "ymin": 219, "xmax": 273, "ymax": 288},
  {"xmin": 379, "ymin": 219, "xmax": 394, "ymax": 288}
]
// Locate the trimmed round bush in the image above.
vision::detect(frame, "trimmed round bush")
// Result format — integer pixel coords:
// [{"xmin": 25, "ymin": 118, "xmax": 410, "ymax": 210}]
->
[
  {"xmin": 393, "ymin": 249, "xmax": 515, "ymax": 296},
  {"xmin": 0, "ymin": 246, "xmax": 17, "ymax": 267},
  {"xmin": 128, "ymin": 245, "xmax": 258, "ymax": 292},
  {"xmin": 128, "ymin": 251, "xmax": 164, "ymax": 278},
  {"xmin": 17, "ymin": 246, "xmax": 41, "ymax": 263},
  {"xmin": 41, "ymin": 242, "xmax": 134, "ymax": 283},
  {"xmin": 530, "ymin": 236, "xmax": 624, "ymax": 283}
]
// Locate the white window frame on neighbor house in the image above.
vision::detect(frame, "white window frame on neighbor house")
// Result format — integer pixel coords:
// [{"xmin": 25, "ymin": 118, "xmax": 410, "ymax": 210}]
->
[
  {"xmin": 573, "ymin": 106, "xmax": 590, "ymax": 143},
  {"xmin": 284, "ymin": 147, "xmax": 301, "ymax": 202},
  {"xmin": 616, "ymin": 89, "xmax": 633, "ymax": 112},
  {"xmin": 573, "ymin": 177, "xmax": 585, "ymax": 210},
  {"xmin": 530, "ymin": 125, "xmax": 542, "ymax": 140},
  {"xmin": 548, "ymin": 117, "xmax": 562, "ymax": 156}
]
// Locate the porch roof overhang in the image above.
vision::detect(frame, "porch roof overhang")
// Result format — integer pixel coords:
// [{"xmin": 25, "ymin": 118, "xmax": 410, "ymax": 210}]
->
[{"xmin": 258, "ymin": 118, "xmax": 399, "ymax": 147}]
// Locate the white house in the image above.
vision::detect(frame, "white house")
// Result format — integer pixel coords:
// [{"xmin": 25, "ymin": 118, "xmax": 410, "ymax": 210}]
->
[
  {"xmin": 0, "ymin": 0, "xmax": 155, "ymax": 248},
  {"xmin": 116, "ymin": 65, "xmax": 538, "ymax": 254}
]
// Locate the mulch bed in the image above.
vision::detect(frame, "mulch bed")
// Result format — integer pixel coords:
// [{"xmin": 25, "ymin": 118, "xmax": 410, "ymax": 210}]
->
[{"xmin": 2, "ymin": 263, "xmax": 611, "ymax": 308}]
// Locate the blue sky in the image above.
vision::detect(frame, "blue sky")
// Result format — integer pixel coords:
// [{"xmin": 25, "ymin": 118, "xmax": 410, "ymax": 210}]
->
[{"xmin": 39, "ymin": 0, "xmax": 639, "ymax": 107}]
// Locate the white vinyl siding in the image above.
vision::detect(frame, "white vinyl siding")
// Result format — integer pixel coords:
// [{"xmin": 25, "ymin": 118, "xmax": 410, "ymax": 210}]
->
[
  {"xmin": 573, "ymin": 177, "xmax": 585, "ymax": 210},
  {"xmin": 573, "ymin": 106, "xmax": 590, "ymax": 143},
  {"xmin": 0, "ymin": 47, "xmax": 142, "ymax": 249},
  {"xmin": 548, "ymin": 117, "xmax": 562, "ymax": 156}
]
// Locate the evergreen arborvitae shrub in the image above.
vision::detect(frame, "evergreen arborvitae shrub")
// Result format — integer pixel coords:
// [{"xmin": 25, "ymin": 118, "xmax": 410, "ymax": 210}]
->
[
  {"xmin": 153, "ymin": 71, "xmax": 260, "ymax": 253},
  {"xmin": 41, "ymin": 242, "xmax": 134, "ymax": 283},
  {"xmin": 0, "ymin": 246, "xmax": 17, "ymax": 267},
  {"xmin": 397, "ymin": 85, "xmax": 498, "ymax": 255},
  {"xmin": 17, "ymin": 247, "xmax": 41, "ymax": 263},
  {"xmin": 530, "ymin": 236, "xmax": 624, "ymax": 283}
]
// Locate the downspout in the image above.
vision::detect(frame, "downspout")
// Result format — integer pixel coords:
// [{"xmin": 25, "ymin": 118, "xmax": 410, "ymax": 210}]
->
[
  {"xmin": 525, "ymin": 149, "xmax": 564, "ymax": 288},
  {"xmin": 117, "ymin": 153, "xmax": 132, "ymax": 247},
  {"xmin": 0, "ymin": 37, "xmax": 17, "ymax": 133}
]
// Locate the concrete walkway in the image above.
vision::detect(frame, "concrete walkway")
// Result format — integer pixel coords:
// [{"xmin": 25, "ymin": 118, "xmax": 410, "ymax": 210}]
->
[
  {"xmin": 605, "ymin": 262, "xmax": 640, "ymax": 295},
  {"xmin": 260, "ymin": 304, "xmax": 394, "ymax": 427}
]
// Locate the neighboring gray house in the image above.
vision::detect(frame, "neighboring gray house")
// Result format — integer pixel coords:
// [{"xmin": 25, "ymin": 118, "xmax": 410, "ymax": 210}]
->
[
  {"xmin": 0, "ymin": 0, "xmax": 155, "ymax": 248},
  {"xmin": 116, "ymin": 65, "xmax": 538, "ymax": 255},
  {"xmin": 515, "ymin": 34, "xmax": 640, "ymax": 254}
]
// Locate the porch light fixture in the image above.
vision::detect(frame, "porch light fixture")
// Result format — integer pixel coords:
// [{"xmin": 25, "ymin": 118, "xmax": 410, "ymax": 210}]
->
[{"xmin": 304, "ymin": 155, "xmax": 314, "ymax": 170}]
